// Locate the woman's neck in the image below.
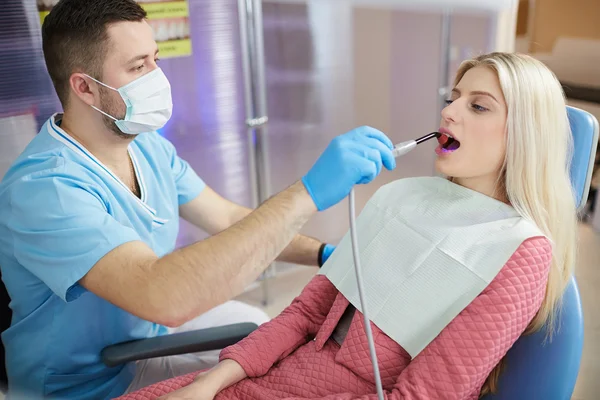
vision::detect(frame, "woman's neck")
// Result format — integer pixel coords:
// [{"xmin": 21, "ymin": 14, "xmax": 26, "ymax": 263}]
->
[{"xmin": 452, "ymin": 174, "xmax": 509, "ymax": 204}]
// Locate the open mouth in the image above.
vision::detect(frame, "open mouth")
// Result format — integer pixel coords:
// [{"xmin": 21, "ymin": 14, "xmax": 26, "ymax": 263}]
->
[{"xmin": 437, "ymin": 133, "xmax": 461, "ymax": 153}]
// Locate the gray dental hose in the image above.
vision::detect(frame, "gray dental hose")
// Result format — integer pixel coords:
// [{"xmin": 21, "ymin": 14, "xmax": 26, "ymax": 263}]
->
[{"xmin": 348, "ymin": 132, "xmax": 440, "ymax": 400}]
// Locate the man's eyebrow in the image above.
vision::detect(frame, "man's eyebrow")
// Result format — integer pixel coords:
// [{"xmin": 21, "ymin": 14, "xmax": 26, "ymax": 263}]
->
[
  {"xmin": 126, "ymin": 49, "xmax": 159, "ymax": 65},
  {"xmin": 126, "ymin": 54, "xmax": 147, "ymax": 64}
]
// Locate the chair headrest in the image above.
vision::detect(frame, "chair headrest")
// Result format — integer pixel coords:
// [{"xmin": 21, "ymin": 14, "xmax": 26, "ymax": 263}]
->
[{"xmin": 567, "ymin": 105, "xmax": 599, "ymax": 210}]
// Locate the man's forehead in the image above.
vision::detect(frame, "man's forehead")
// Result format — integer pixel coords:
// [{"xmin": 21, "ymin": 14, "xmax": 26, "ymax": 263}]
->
[{"xmin": 105, "ymin": 20, "xmax": 157, "ymax": 63}]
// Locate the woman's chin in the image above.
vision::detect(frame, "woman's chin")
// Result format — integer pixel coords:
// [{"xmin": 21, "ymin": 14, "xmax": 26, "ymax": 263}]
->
[{"xmin": 434, "ymin": 159, "xmax": 454, "ymax": 176}]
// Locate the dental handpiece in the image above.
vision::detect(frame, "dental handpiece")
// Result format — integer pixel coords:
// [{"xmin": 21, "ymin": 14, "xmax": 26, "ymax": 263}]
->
[{"xmin": 392, "ymin": 132, "xmax": 441, "ymax": 158}]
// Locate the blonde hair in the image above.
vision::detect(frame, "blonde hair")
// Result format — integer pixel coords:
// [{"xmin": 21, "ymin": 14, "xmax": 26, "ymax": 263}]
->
[{"xmin": 451, "ymin": 52, "xmax": 578, "ymax": 396}]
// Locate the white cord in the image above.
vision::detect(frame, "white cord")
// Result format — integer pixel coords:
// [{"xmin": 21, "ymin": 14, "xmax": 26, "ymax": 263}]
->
[
  {"xmin": 346, "ymin": 137, "xmax": 431, "ymax": 398},
  {"xmin": 349, "ymin": 188, "xmax": 385, "ymax": 400}
]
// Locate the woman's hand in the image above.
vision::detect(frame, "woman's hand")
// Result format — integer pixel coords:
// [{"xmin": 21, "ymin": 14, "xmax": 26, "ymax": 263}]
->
[
  {"xmin": 157, "ymin": 359, "xmax": 248, "ymax": 400},
  {"xmin": 206, "ymin": 359, "xmax": 248, "ymax": 391},
  {"xmin": 156, "ymin": 377, "xmax": 218, "ymax": 400}
]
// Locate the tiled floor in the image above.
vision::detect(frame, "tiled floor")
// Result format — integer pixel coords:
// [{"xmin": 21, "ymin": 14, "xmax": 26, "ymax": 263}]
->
[{"xmin": 236, "ymin": 221, "xmax": 600, "ymax": 400}]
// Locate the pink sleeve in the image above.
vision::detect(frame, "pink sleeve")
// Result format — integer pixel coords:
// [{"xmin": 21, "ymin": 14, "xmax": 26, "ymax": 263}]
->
[
  {"xmin": 219, "ymin": 274, "xmax": 339, "ymax": 377},
  {"xmin": 283, "ymin": 236, "xmax": 553, "ymax": 400}
]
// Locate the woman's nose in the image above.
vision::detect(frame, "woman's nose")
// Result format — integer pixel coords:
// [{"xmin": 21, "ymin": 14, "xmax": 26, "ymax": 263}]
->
[{"xmin": 441, "ymin": 102, "xmax": 458, "ymax": 123}]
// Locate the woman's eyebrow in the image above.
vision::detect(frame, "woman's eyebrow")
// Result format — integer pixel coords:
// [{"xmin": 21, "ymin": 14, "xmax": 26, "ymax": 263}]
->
[{"xmin": 451, "ymin": 88, "xmax": 499, "ymax": 103}]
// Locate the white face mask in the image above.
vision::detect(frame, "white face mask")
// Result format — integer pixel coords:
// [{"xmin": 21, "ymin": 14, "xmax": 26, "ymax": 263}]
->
[{"xmin": 85, "ymin": 68, "xmax": 173, "ymax": 135}]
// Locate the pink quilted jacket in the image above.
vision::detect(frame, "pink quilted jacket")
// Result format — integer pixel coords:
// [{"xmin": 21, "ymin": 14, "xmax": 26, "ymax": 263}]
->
[{"xmin": 119, "ymin": 237, "xmax": 552, "ymax": 400}]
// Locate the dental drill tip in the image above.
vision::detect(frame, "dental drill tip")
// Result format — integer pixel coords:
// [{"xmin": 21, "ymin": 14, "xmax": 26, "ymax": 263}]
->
[{"xmin": 415, "ymin": 132, "xmax": 441, "ymax": 144}]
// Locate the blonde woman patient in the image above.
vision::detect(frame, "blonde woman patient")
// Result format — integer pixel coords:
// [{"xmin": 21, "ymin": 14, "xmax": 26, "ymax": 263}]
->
[{"xmin": 119, "ymin": 52, "xmax": 578, "ymax": 400}]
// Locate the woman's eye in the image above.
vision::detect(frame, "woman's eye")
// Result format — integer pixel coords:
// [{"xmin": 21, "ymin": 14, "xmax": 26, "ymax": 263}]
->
[
  {"xmin": 471, "ymin": 103, "xmax": 488, "ymax": 112},
  {"xmin": 444, "ymin": 99, "xmax": 453, "ymax": 105},
  {"xmin": 135, "ymin": 64, "xmax": 145, "ymax": 71}
]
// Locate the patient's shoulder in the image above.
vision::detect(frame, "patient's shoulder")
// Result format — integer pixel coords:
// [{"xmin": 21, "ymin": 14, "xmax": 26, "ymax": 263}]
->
[
  {"xmin": 469, "ymin": 237, "xmax": 553, "ymax": 317},
  {"xmin": 511, "ymin": 236, "xmax": 553, "ymax": 264},
  {"xmin": 496, "ymin": 236, "xmax": 552, "ymax": 287}
]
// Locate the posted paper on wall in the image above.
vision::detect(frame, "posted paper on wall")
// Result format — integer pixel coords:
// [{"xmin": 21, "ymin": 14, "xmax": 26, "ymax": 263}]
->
[{"xmin": 37, "ymin": 0, "xmax": 192, "ymax": 59}]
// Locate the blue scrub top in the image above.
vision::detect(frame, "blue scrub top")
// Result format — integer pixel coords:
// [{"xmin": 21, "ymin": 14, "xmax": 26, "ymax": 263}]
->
[{"xmin": 0, "ymin": 114, "xmax": 206, "ymax": 399}]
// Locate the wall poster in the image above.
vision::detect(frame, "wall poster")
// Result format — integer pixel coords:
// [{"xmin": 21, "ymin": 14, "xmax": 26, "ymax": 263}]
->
[{"xmin": 37, "ymin": 0, "xmax": 192, "ymax": 59}]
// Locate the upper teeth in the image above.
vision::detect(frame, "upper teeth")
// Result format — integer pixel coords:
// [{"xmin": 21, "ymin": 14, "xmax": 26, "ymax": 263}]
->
[{"xmin": 443, "ymin": 132, "xmax": 453, "ymax": 139}]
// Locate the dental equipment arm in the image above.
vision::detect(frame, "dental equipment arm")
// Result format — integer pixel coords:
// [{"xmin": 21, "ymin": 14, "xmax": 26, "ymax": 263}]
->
[{"xmin": 101, "ymin": 323, "xmax": 258, "ymax": 367}]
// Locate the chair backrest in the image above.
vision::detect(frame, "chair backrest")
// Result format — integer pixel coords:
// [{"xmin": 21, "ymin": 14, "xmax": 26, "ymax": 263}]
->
[
  {"xmin": 483, "ymin": 105, "xmax": 598, "ymax": 399},
  {"xmin": 567, "ymin": 105, "xmax": 600, "ymax": 211}
]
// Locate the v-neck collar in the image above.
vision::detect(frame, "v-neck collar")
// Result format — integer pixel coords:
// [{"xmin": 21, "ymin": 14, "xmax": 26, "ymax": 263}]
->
[{"xmin": 47, "ymin": 114, "xmax": 167, "ymax": 225}]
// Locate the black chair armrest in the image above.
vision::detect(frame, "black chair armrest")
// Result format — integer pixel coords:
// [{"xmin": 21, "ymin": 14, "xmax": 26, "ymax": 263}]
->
[{"xmin": 101, "ymin": 322, "xmax": 258, "ymax": 368}]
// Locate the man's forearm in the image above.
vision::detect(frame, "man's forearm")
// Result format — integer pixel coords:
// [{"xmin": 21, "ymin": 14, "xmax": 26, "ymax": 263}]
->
[
  {"xmin": 231, "ymin": 202, "xmax": 323, "ymax": 267},
  {"xmin": 148, "ymin": 181, "xmax": 317, "ymax": 326},
  {"xmin": 276, "ymin": 234, "xmax": 322, "ymax": 266}
]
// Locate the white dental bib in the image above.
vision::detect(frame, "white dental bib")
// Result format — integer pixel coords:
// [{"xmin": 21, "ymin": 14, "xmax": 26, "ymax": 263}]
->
[{"xmin": 319, "ymin": 176, "xmax": 546, "ymax": 358}]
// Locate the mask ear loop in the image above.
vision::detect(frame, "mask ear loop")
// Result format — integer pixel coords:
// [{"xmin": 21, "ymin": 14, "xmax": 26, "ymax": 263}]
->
[
  {"xmin": 83, "ymin": 74, "xmax": 118, "ymax": 91},
  {"xmin": 90, "ymin": 105, "xmax": 118, "ymax": 121},
  {"xmin": 83, "ymin": 74, "xmax": 119, "ymax": 121}
]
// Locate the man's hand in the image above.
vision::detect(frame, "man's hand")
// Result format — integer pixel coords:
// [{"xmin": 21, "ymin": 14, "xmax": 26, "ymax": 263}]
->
[{"xmin": 302, "ymin": 126, "xmax": 396, "ymax": 211}]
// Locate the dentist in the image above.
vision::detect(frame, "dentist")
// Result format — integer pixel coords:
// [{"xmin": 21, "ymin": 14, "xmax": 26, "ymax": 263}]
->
[{"xmin": 0, "ymin": 0, "xmax": 396, "ymax": 399}]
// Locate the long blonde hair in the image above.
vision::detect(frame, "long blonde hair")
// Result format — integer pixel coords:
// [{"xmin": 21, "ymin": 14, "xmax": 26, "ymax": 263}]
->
[{"xmin": 450, "ymin": 52, "xmax": 578, "ymax": 396}]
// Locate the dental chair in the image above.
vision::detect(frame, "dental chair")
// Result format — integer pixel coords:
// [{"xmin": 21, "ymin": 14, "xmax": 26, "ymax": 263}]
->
[{"xmin": 482, "ymin": 105, "xmax": 598, "ymax": 400}]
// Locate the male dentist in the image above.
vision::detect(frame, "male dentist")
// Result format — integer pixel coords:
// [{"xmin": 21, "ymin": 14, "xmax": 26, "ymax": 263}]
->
[{"xmin": 0, "ymin": 0, "xmax": 397, "ymax": 398}]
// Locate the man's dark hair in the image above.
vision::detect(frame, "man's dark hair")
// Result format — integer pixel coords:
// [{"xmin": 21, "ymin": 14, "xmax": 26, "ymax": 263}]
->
[{"xmin": 42, "ymin": 0, "xmax": 147, "ymax": 107}]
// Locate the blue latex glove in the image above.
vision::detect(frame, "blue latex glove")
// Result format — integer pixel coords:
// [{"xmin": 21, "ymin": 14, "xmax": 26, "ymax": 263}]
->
[
  {"xmin": 319, "ymin": 244, "xmax": 336, "ymax": 267},
  {"xmin": 302, "ymin": 126, "xmax": 396, "ymax": 211}
]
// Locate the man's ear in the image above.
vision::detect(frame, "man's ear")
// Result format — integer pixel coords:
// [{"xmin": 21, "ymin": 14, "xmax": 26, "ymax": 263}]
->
[{"xmin": 69, "ymin": 73, "xmax": 99, "ymax": 107}]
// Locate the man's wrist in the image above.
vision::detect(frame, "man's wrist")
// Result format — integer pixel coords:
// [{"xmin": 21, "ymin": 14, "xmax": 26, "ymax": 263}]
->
[
  {"xmin": 290, "ymin": 180, "xmax": 318, "ymax": 215},
  {"xmin": 318, "ymin": 243, "xmax": 327, "ymax": 267},
  {"xmin": 318, "ymin": 243, "xmax": 335, "ymax": 267}
]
